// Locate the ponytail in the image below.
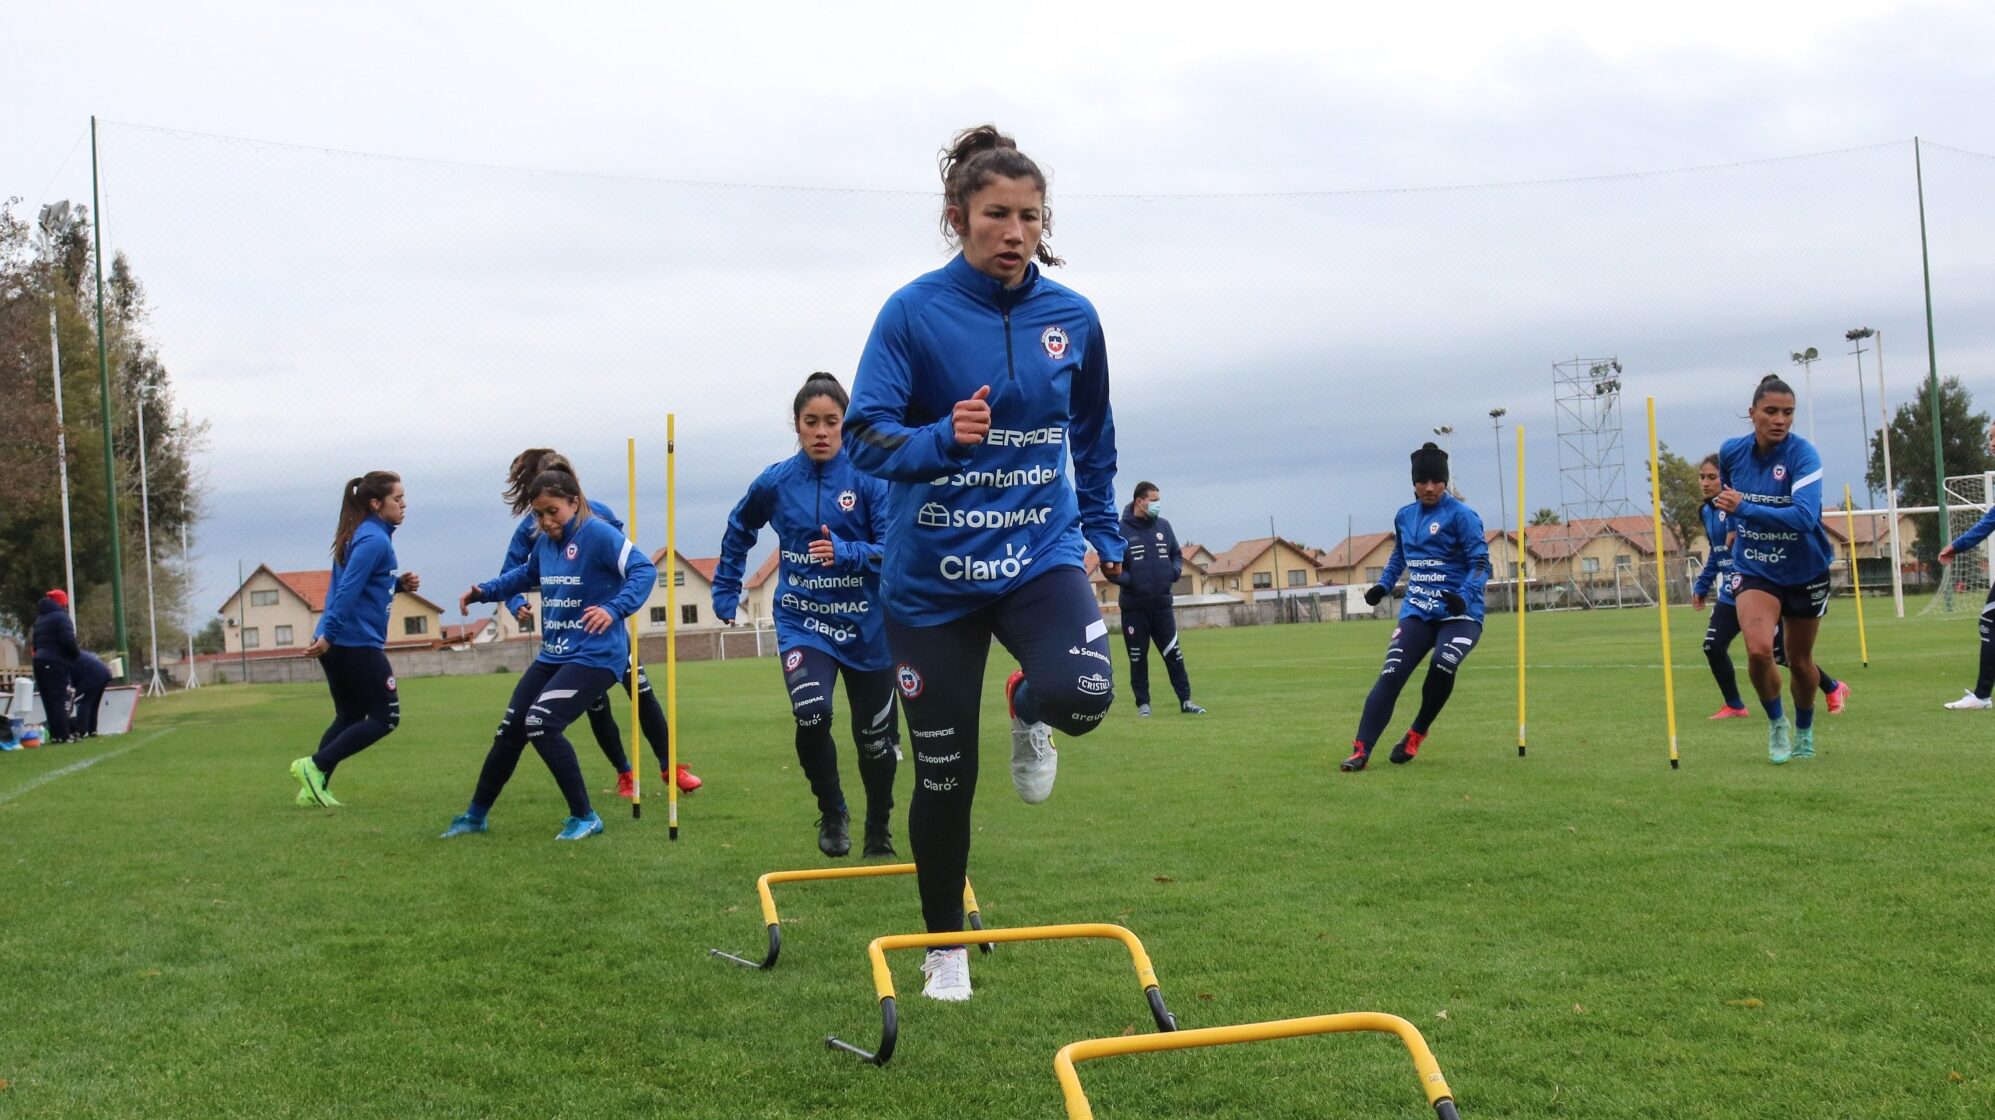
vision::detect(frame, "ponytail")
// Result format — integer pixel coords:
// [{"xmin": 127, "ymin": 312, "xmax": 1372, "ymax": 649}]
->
[
  {"xmin": 331, "ymin": 471, "xmax": 401, "ymax": 562},
  {"xmin": 504, "ymin": 447, "xmax": 558, "ymax": 514}
]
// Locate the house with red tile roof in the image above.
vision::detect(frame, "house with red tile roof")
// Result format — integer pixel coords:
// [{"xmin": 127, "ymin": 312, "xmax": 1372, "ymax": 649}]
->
[{"xmin": 215, "ymin": 565, "xmax": 446, "ymax": 653}]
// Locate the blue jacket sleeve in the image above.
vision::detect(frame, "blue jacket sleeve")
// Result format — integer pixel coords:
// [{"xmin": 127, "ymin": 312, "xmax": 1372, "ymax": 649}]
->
[
  {"xmin": 831, "ymin": 533, "xmax": 883, "ymax": 573},
  {"xmin": 478, "ymin": 549, "xmax": 539, "ymax": 605},
  {"xmin": 846, "ymin": 298, "xmax": 978, "ymax": 482},
  {"xmin": 1377, "ymin": 533, "xmax": 1406, "ymax": 592},
  {"xmin": 712, "ymin": 473, "xmax": 775, "ymax": 622},
  {"xmin": 1457, "ymin": 509, "xmax": 1491, "ymax": 599},
  {"xmin": 318, "ymin": 532, "xmax": 389, "ymax": 643},
  {"xmin": 1736, "ymin": 444, "xmax": 1824, "ymax": 532},
  {"xmin": 1693, "ymin": 516, "xmax": 1724, "ymax": 598},
  {"xmin": 1164, "ymin": 519, "xmax": 1184, "ymax": 582},
  {"xmin": 1951, "ymin": 507, "xmax": 1995, "ymax": 553},
  {"xmin": 602, "ymin": 532, "xmax": 656, "ymax": 621},
  {"xmin": 839, "ymin": 476, "xmax": 889, "ymax": 574},
  {"xmin": 501, "ymin": 517, "xmax": 534, "ymax": 614},
  {"xmin": 1070, "ymin": 318, "xmax": 1123, "ymax": 563}
]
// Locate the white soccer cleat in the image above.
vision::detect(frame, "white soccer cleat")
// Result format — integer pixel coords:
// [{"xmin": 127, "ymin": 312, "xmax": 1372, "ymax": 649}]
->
[
  {"xmin": 1010, "ymin": 718, "xmax": 1057, "ymax": 804},
  {"xmin": 1943, "ymin": 690, "xmax": 1992, "ymax": 710},
  {"xmin": 920, "ymin": 947, "xmax": 972, "ymax": 1002}
]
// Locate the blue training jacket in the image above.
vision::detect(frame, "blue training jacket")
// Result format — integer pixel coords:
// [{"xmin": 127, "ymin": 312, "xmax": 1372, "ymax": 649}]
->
[
  {"xmin": 316, "ymin": 515, "xmax": 398, "ymax": 648},
  {"xmin": 1114, "ymin": 505, "xmax": 1183, "ymax": 610},
  {"xmin": 1375, "ymin": 493, "xmax": 1491, "ymax": 624},
  {"xmin": 474, "ymin": 513, "xmax": 654, "ymax": 673},
  {"xmin": 1693, "ymin": 500, "xmax": 1740, "ymax": 606},
  {"xmin": 1948, "ymin": 506, "xmax": 1995, "ymax": 555},
  {"xmin": 1717, "ymin": 432, "xmax": 1834, "ymax": 586},
  {"xmin": 500, "ymin": 499, "xmax": 624, "ymax": 616},
  {"xmin": 711, "ymin": 449, "xmax": 890, "ymax": 670},
  {"xmin": 845, "ymin": 253, "xmax": 1122, "ymax": 627}
]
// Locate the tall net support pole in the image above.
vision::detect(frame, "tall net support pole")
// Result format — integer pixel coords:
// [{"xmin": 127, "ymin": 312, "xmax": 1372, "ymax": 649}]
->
[
  {"xmin": 1843, "ymin": 486, "xmax": 1871, "ymax": 668},
  {"xmin": 90, "ymin": 116, "xmax": 131, "ymax": 677},
  {"xmin": 1646, "ymin": 398, "xmax": 1680, "ymax": 769},
  {"xmin": 627, "ymin": 438, "xmax": 643, "ymax": 819},
  {"xmin": 666, "ymin": 415, "xmax": 680, "ymax": 841},
  {"xmin": 1515, "ymin": 424, "xmax": 1527, "ymax": 757},
  {"xmin": 1875, "ymin": 330, "xmax": 1906, "ymax": 617},
  {"xmin": 135, "ymin": 388, "xmax": 164, "ymax": 696}
]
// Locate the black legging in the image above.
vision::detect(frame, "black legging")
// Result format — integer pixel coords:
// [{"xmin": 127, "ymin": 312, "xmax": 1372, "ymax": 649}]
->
[
  {"xmin": 1353, "ymin": 616, "xmax": 1482, "ymax": 749},
  {"xmin": 887, "ymin": 566, "xmax": 1114, "ymax": 935},
  {"xmin": 783, "ymin": 646, "xmax": 899, "ymax": 827},
  {"xmin": 581, "ymin": 665, "xmax": 672, "ymax": 775},
  {"xmin": 471, "ymin": 660, "xmax": 618, "ymax": 818},
  {"xmin": 310, "ymin": 646, "xmax": 402, "ymax": 781}
]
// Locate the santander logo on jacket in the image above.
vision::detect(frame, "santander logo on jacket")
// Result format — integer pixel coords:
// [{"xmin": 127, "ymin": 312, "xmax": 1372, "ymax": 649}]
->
[
  {"xmin": 1378, "ymin": 494, "xmax": 1491, "ymax": 623},
  {"xmin": 1717, "ymin": 432, "xmax": 1833, "ymax": 585},
  {"xmin": 846, "ymin": 253, "xmax": 1121, "ymax": 626},
  {"xmin": 477, "ymin": 514, "xmax": 654, "ymax": 672},
  {"xmin": 316, "ymin": 515, "xmax": 399, "ymax": 648},
  {"xmin": 711, "ymin": 449, "xmax": 890, "ymax": 671}
]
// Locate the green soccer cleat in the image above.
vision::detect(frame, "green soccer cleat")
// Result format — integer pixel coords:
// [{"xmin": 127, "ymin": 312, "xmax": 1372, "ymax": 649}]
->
[
  {"xmin": 1791, "ymin": 726, "xmax": 1815, "ymax": 759},
  {"xmin": 1767, "ymin": 719, "xmax": 1794, "ymax": 765},
  {"xmin": 290, "ymin": 757, "xmax": 342, "ymax": 806},
  {"xmin": 296, "ymin": 786, "xmax": 318, "ymax": 807}
]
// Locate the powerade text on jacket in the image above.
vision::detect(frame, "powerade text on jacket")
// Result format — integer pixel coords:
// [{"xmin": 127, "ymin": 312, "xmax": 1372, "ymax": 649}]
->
[
  {"xmin": 846, "ymin": 253, "xmax": 1121, "ymax": 626},
  {"xmin": 711, "ymin": 449, "xmax": 890, "ymax": 670},
  {"xmin": 476, "ymin": 514, "xmax": 655, "ymax": 673},
  {"xmin": 1693, "ymin": 501, "xmax": 1739, "ymax": 606},
  {"xmin": 316, "ymin": 515, "xmax": 399, "ymax": 648},
  {"xmin": 1717, "ymin": 433, "xmax": 1833, "ymax": 586},
  {"xmin": 1376, "ymin": 494, "xmax": 1491, "ymax": 623},
  {"xmin": 1115, "ymin": 505, "xmax": 1182, "ymax": 610},
  {"xmin": 501, "ymin": 499, "xmax": 624, "ymax": 616}
]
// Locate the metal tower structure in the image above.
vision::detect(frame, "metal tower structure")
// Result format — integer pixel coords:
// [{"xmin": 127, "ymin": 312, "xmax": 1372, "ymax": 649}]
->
[{"xmin": 1549, "ymin": 356, "xmax": 1652, "ymax": 607}]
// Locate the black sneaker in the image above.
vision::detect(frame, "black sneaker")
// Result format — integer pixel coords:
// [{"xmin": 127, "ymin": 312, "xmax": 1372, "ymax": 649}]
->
[
  {"xmin": 1389, "ymin": 730, "xmax": 1425, "ymax": 764},
  {"xmin": 862, "ymin": 821, "xmax": 896, "ymax": 859},
  {"xmin": 1339, "ymin": 743, "xmax": 1371, "ymax": 772},
  {"xmin": 817, "ymin": 811, "xmax": 851, "ymax": 858},
  {"xmin": 1180, "ymin": 701, "xmax": 1207, "ymax": 714}
]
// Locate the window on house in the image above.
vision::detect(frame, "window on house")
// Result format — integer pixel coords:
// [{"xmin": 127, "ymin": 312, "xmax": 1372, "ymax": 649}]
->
[
  {"xmin": 1365, "ymin": 567, "xmax": 1384, "ymax": 583},
  {"xmin": 250, "ymin": 590, "xmax": 278, "ymax": 607},
  {"xmin": 1252, "ymin": 572, "xmax": 1273, "ymax": 589},
  {"xmin": 274, "ymin": 625, "xmax": 294, "ymax": 646},
  {"xmin": 1581, "ymin": 557, "xmax": 1601, "ymax": 574},
  {"xmin": 403, "ymin": 616, "xmax": 428, "ymax": 636},
  {"xmin": 650, "ymin": 607, "xmax": 668, "ymax": 624},
  {"xmin": 1615, "ymin": 554, "xmax": 1632, "ymax": 571},
  {"xmin": 241, "ymin": 627, "xmax": 260, "ymax": 649},
  {"xmin": 1287, "ymin": 570, "xmax": 1307, "ymax": 587},
  {"xmin": 681, "ymin": 605, "xmax": 699, "ymax": 625},
  {"xmin": 675, "ymin": 571, "xmax": 686, "ymax": 587},
  {"xmin": 1229, "ymin": 577, "xmax": 1240, "ymax": 590}
]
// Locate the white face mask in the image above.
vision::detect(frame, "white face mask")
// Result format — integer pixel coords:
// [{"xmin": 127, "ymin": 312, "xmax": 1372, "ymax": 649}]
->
[{"xmin": 1145, "ymin": 499, "xmax": 1162, "ymax": 516}]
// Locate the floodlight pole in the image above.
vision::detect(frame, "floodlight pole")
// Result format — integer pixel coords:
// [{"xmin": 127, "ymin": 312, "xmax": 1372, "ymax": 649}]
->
[
  {"xmin": 1915, "ymin": 138, "xmax": 1949, "ymax": 559},
  {"xmin": 180, "ymin": 507, "xmax": 200, "ymax": 688},
  {"xmin": 90, "ymin": 115, "xmax": 131, "ymax": 678},
  {"xmin": 135, "ymin": 385, "xmax": 164, "ymax": 696},
  {"xmin": 38, "ymin": 202, "xmax": 78, "ymax": 609},
  {"xmin": 1490, "ymin": 409, "xmax": 1509, "ymax": 610}
]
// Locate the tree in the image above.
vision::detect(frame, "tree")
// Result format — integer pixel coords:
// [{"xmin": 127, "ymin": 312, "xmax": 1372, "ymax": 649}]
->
[
  {"xmin": 191, "ymin": 618, "xmax": 226, "ymax": 655},
  {"xmin": 1866, "ymin": 375, "xmax": 1992, "ymax": 568},
  {"xmin": 1529, "ymin": 508, "xmax": 1561, "ymax": 526},
  {"xmin": 1645, "ymin": 442, "xmax": 1701, "ymax": 556},
  {"xmin": 0, "ymin": 198, "xmax": 207, "ymax": 661}
]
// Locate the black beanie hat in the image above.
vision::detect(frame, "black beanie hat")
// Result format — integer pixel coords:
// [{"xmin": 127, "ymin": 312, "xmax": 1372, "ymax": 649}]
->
[{"xmin": 1410, "ymin": 442, "xmax": 1449, "ymax": 484}]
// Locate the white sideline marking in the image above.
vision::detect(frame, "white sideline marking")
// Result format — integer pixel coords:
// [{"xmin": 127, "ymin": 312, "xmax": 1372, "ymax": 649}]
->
[{"xmin": 0, "ymin": 728, "xmax": 175, "ymax": 806}]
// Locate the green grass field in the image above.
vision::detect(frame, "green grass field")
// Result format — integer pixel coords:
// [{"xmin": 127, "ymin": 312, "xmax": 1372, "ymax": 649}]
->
[{"xmin": 3, "ymin": 604, "xmax": 1992, "ymax": 1118}]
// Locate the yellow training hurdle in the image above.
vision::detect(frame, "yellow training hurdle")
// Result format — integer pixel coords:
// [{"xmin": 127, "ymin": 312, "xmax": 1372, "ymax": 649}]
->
[
  {"xmin": 827, "ymin": 923, "xmax": 1178, "ymax": 1066},
  {"xmin": 1054, "ymin": 1011, "xmax": 1461, "ymax": 1119},
  {"xmin": 709, "ymin": 864, "xmax": 986, "ymax": 970}
]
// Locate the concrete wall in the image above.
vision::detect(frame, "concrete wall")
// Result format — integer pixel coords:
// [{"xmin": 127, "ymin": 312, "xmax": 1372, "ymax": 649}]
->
[{"xmin": 196, "ymin": 626, "xmax": 790, "ymax": 685}]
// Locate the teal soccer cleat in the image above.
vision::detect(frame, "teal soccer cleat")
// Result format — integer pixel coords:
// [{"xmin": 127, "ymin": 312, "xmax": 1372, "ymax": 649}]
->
[
  {"xmin": 555, "ymin": 812, "xmax": 604, "ymax": 841},
  {"xmin": 1791, "ymin": 726, "xmax": 1815, "ymax": 759},
  {"xmin": 439, "ymin": 813, "xmax": 488, "ymax": 838},
  {"xmin": 1767, "ymin": 719, "xmax": 1794, "ymax": 765}
]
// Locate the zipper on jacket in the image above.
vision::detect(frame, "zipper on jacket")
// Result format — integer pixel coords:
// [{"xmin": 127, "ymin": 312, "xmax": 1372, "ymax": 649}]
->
[{"xmin": 1002, "ymin": 307, "xmax": 1016, "ymax": 383}]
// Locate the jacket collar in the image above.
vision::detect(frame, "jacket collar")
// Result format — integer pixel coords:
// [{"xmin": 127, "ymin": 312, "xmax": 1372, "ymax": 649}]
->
[{"xmin": 943, "ymin": 251, "xmax": 1040, "ymax": 307}]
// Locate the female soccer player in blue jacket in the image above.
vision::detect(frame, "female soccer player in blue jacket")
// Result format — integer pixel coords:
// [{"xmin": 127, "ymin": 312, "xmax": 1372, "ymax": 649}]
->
[
  {"xmin": 1936, "ymin": 420, "xmax": 1995, "ymax": 710},
  {"xmin": 443, "ymin": 467, "xmax": 656, "ymax": 840},
  {"xmin": 290, "ymin": 471, "xmax": 419, "ymax": 807},
  {"xmin": 713, "ymin": 372, "xmax": 899, "ymax": 859},
  {"xmin": 497, "ymin": 449, "xmax": 701, "ymax": 799},
  {"xmin": 1715, "ymin": 374, "xmax": 1837, "ymax": 764},
  {"xmin": 1693, "ymin": 454, "xmax": 1848, "ymax": 720},
  {"xmin": 1343, "ymin": 443, "xmax": 1490, "ymax": 772},
  {"xmin": 846, "ymin": 124, "xmax": 1122, "ymax": 1003}
]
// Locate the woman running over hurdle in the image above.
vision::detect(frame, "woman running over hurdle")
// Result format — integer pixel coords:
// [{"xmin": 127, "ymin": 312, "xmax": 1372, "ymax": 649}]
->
[
  {"xmin": 1936, "ymin": 421, "xmax": 1995, "ymax": 710},
  {"xmin": 1342, "ymin": 442, "xmax": 1491, "ymax": 772},
  {"xmin": 443, "ymin": 466, "xmax": 654, "ymax": 840},
  {"xmin": 1692, "ymin": 453, "xmax": 1849, "ymax": 720},
  {"xmin": 1714, "ymin": 373, "xmax": 1837, "ymax": 764},
  {"xmin": 712, "ymin": 372, "xmax": 899, "ymax": 860},
  {"xmin": 845, "ymin": 124, "xmax": 1122, "ymax": 1002},
  {"xmin": 290, "ymin": 471, "xmax": 419, "ymax": 807},
  {"xmin": 497, "ymin": 449, "xmax": 702, "ymax": 798}
]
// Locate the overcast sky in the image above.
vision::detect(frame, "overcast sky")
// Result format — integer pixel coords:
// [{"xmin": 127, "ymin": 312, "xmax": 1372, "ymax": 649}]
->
[{"xmin": 11, "ymin": 1, "xmax": 1995, "ymax": 628}]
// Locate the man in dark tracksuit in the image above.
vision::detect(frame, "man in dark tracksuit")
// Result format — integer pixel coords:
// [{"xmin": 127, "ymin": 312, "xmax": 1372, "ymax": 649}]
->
[
  {"xmin": 31, "ymin": 590, "xmax": 82, "ymax": 742},
  {"xmin": 1114, "ymin": 482, "xmax": 1205, "ymax": 716}
]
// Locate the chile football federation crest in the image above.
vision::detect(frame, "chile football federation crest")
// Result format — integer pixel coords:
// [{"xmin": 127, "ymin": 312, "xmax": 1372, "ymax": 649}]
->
[
  {"xmin": 895, "ymin": 663, "xmax": 924, "ymax": 699},
  {"xmin": 1041, "ymin": 325, "xmax": 1069, "ymax": 360},
  {"xmin": 838, "ymin": 490, "xmax": 856, "ymax": 512},
  {"xmin": 1773, "ymin": 464, "xmax": 1787, "ymax": 481},
  {"xmin": 784, "ymin": 650, "xmax": 803, "ymax": 672},
  {"xmin": 565, "ymin": 542, "xmax": 579, "ymax": 560},
  {"xmin": 1429, "ymin": 521, "xmax": 1441, "ymax": 534}
]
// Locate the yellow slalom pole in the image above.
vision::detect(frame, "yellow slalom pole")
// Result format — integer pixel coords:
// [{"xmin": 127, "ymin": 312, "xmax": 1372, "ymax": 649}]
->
[
  {"xmin": 1646, "ymin": 398, "xmax": 1680, "ymax": 769},
  {"xmin": 1843, "ymin": 485, "xmax": 1870, "ymax": 667},
  {"xmin": 1515, "ymin": 423, "xmax": 1527, "ymax": 757},
  {"xmin": 666, "ymin": 414, "xmax": 680, "ymax": 840},
  {"xmin": 626, "ymin": 438, "xmax": 643, "ymax": 819}
]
